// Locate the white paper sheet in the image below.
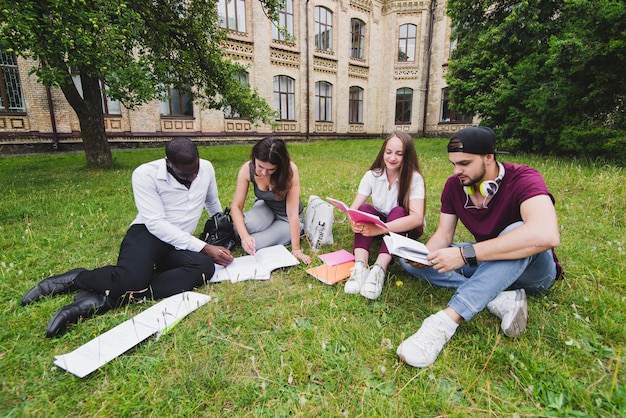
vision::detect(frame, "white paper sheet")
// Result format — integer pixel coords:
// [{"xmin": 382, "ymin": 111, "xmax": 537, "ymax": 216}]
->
[{"xmin": 53, "ymin": 291, "xmax": 211, "ymax": 378}]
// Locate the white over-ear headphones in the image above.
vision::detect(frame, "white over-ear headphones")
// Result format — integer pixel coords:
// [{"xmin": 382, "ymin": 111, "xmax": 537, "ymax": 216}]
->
[{"xmin": 464, "ymin": 162, "xmax": 505, "ymax": 198}]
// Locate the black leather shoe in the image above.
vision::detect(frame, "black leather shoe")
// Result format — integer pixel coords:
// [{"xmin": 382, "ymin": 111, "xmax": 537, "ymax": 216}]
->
[
  {"xmin": 21, "ymin": 268, "xmax": 86, "ymax": 306},
  {"xmin": 45, "ymin": 290, "xmax": 109, "ymax": 338}
]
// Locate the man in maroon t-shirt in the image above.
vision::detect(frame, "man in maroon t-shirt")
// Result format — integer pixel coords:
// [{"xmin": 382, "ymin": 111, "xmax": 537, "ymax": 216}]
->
[{"xmin": 397, "ymin": 126, "xmax": 562, "ymax": 368}]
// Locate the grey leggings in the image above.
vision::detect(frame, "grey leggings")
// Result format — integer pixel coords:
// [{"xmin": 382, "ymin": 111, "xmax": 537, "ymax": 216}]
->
[{"xmin": 239, "ymin": 200, "xmax": 302, "ymax": 249}]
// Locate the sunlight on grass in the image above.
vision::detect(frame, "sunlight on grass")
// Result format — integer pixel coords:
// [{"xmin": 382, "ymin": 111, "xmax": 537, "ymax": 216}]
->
[{"xmin": 0, "ymin": 139, "xmax": 624, "ymax": 416}]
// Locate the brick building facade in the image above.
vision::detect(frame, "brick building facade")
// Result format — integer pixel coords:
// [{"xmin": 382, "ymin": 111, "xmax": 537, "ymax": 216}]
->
[{"xmin": 0, "ymin": 0, "xmax": 473, "ymax": 151}]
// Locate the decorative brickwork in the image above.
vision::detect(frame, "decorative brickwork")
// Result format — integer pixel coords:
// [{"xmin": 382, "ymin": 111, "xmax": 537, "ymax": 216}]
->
[
  {"xmin": 313, "ymin": 56, "xmax": 338, "ymax": 75},
  {"xmin": 225, "ymin": 39, "xmax": 255, "ymax": 62},
  {"xmin": 270, "ymin": 48, "xmax": 301, "ymax": 68}
]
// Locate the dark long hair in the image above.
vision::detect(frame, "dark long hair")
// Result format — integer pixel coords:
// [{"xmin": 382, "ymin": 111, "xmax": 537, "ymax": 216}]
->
[
  {"xmin": 369, "ymin": 131, "xmax": 424, "ymax": 212},
  {"xmin": 250, "ymin": 136, "xmax": 293, "ymax": 199}
]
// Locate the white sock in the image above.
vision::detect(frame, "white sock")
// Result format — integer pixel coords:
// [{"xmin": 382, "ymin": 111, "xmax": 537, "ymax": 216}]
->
[{"xmin": 434, "ymin": 310, "xmax": 459, "ymax": 334}]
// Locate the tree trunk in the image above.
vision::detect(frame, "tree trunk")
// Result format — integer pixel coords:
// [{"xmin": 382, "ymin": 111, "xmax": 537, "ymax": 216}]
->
[{"xmin": 60, "ymin": 71, "xmax": 113, "ymax": 168}]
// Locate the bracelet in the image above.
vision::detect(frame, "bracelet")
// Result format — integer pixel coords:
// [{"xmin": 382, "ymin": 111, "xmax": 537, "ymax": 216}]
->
[{"xmin": 459, "ymin": 247, "xmax": 467, "ymax": 264}]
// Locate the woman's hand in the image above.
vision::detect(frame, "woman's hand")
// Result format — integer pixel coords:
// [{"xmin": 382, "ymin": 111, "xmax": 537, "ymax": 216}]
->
[
  {"xmin": 241, "ymin": 235, "xmax": 256, "ymax": 255},
  {"xmin": 291, "ymin": 248, "xmax": 311, "ymax": 264},
  {"xmin": 352, "ymin": 222, "xmax": 385, "ymax": 237}
]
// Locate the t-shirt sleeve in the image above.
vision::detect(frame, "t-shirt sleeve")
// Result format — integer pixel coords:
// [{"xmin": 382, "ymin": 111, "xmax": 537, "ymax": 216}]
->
[
  {"xmin": 357, "ymin": 171, "xmax": 374, "ymax": 197},
  {"xmin": 440, "ymin": 176, "xmax": 460, "ymax": 215},
  {"xmin": 409, "ymin": 172, "xmax": 425, "ymax": 200}
]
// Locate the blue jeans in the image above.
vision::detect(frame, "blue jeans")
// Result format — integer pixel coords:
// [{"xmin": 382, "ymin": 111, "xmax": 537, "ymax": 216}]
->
[{"xmin": 399, "ymin": 222, "xmax": 557, "ymax": 321}]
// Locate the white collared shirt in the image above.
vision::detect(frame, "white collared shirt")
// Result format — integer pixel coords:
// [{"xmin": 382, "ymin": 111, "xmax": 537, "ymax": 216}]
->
[
  {"xmin": 131, "ymin": 158, "xmax": 222, "ymax": 252},
  {"xmin": 357, "ymin": 169, "xmax": 425, "ymax": 216}
]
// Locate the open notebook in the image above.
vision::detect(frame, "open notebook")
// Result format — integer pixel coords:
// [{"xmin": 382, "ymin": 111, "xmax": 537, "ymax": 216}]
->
[{"xmin": 210, "ymin": 244, "xmax": 299, "ymax": 283}]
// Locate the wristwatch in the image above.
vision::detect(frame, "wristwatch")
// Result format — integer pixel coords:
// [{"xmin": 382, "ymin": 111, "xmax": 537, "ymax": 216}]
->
[{"xmin": 461, "ymin": 244, "xmax": 478, "ymax": 267}]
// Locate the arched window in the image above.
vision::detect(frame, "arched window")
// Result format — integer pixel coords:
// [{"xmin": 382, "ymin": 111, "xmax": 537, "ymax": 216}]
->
[
  {"xmin": 315, "ymin": 6, "xmax": 333, "ymax": 51},
  {"xmin": 315, "ymin": 81, "xmax": 333, "ymax": 122},
  {"xmin": 349, "ymin": 86, "xmax": 363, "ymax": 123},
  {"xmin": 397, "ymin": 24, "xmax": 416, "ymax": 62},
  {"xmin": 395, "ymin": 88, "xmax": 413, "ymax": 124},
  {"xmin": 274, "ymin": 75, "xmax": 295, "ymax": 121},
  {"xmin": 350, "ymin": 19, "xmax": 365, "ymax": 59}
]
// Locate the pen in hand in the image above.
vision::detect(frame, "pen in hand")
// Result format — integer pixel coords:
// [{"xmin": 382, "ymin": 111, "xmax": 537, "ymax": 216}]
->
[{"xmin": 218, "ymin": 248, "xmax": 234, "ymax": 261}]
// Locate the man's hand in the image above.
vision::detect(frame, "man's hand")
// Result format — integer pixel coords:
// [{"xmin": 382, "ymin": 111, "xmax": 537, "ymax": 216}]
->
[
  {"xmin": 202, "ymin": 244, "xmax": 234, "ymax": 266},
  {"xmin": 427, "ymin": 246, "xmax": 466, "ymax": 273}
]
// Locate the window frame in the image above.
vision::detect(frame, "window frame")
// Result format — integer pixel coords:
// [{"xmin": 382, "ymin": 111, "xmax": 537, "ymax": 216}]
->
[
  {"xmin": 272, "ymin": 0, "xmax": 294, "ymax": 42},
  {"xmin": 440, "ymin": 87, "xmax": 471, "ymax": 123},
  {"xmin": 273, "ymin": 75, "xmax": 295, "ymax": 121},
  {"xmin": 397, "ymin": 23, "xmax": 417, "ymax": 62},
  {"xmin": 159, "ymin": 85, "xmax": 194, "ymax": 117},
  {"xmin": 100, "ymin": 81, "xmax": 121, "ymax": 116},
  {"xmin": 349, "ymin": 86, "xmax": 363, "ymax": 124},
  {"xmin": 350, "ymin": 18, "xmax": 365, "ymax": 59},
  {"xmin": 315, "ymin": 81, "xmax": 333, "ymax": 122},
  {"xmin": 395, "ymin": 87, "xmax": 413, "ymax": 125},
  {"xmin": 217, "ymin": 0, "xmax": 247, "ymax": 32},
  {"xmin": 224, "ymin": 71, "xmax": 250, "ymax": 119},
  {"xmin": 314, "ymin": 6, "xmax": 333, "ymax": 52},
  {"xmin": 0, "ymin": 52, "xmax": 26, "ymax": 113}
]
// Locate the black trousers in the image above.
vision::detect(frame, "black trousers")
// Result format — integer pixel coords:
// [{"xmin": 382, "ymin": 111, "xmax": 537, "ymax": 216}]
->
[{"xmin": 74, "ymin": 224, "xmax": 215, "ymax": 306}]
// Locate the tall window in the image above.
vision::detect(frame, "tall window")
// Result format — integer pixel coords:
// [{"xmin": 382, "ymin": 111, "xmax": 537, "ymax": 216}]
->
[
  {"xmin": 272, "ymin": 0, "xmax": 294, "ymax": 41},
  {"xmin": 441, "ymin": 87, "xmax": 470, "ymax": 123},
  {"xmin": 315, "ymin": 81, "xmax": 332, "ymax": 122},
  {"xmin": 217, "ymin": 0, "xmax": 246, "ymax": 32},
  {"xmin": 274, "ymin": 75, "xmax": 295, "ymax": 121},
  {"xmin": 395, "ymin": 88, "xmax": 413, "ymax": 124},
  {"xmin": 315, "ymin": 6, "xmax": 333, "ymax": 51},
  {"xmin": 397, "ymin": 24, "xmax": 417, "ymax": 62},
  {"xmin": 159, "ymin": 85, "xmax": 193, "ymax": 117},
  {"xmin": 100, "ymin": 81, "xmax": 121, "ymax": 115},
  {"xmin": 71, "ymin": 75, "xmax": 121, "ymax": 115},
  {"xmin": 225, "ymin": 71, "xmax": 249, "ymax": 118},
  {"xmin": 350, "ymin": 19, "xmax": 365, "ymax": 59},
  {"xmin": 349, "ymin": 86, "xmax": 363, "ymax": 124},
  {"xmin": 0, "ymin": 52, "xmax": 25, "ymax": 112}
]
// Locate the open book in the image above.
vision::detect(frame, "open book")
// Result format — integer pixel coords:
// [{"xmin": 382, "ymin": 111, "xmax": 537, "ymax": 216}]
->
[
  {"xmin": 383, "ymin": 232, "xmax": 431, "ymax": 265},
  {"xmin": 327, "ymin": 197, "xmax": 388, "ymax": 229},
  {"xmin": 210, "ymin": 245, "xmax": 299, "ymax": 283}
]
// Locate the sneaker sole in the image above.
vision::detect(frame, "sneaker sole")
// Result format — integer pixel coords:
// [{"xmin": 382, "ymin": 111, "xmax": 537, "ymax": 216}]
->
[
  {"xmin": 360, "ymin": 291, "xmax": 380, "ymax": 300},
  {"xmin": 502, "ymin": 300, "xmax": 528, "ymax": 338}
]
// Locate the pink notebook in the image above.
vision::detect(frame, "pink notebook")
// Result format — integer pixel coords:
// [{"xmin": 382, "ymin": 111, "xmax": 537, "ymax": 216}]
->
[{"xmin": 318, "ymin": 249, "xmax": 355, "ymax": 266}]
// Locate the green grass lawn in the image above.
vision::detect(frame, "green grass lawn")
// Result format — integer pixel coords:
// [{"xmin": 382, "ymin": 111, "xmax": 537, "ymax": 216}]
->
[{"xmin": 0, "ymin": 139, "xmax": 624, "ymax": 416}]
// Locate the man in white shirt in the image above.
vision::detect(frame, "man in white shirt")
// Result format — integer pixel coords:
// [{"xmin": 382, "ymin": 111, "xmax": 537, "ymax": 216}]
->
[{"xmin": 22, "ymin": 137, "xmax": 234, "ymax": 337}]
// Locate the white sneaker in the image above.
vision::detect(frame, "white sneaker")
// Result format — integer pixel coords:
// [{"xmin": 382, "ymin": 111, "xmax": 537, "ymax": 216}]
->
[
  {"xmin": 344, "ymin": 261, "xmax": 368, "ymax": 294},
  {"xmin": 360, "ymin": 264, "xmax": 385, "ymax": 300},
  {"xmin": 397, "ymin": 311, "xmax": 458, "ymax": 368},
  {"xmin": 487, "ymin": 289, "xmax": 528, "ymax": 338}
]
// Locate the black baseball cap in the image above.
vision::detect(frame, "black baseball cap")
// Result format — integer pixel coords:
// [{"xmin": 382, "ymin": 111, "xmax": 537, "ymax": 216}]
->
[{"xmin": 447, "ymin": 126, "xmax": 497, "ymax": 155}]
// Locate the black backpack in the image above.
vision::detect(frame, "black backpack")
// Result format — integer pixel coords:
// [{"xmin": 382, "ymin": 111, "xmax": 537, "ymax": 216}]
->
[{"xmin": 200, "ymin": 207, "xmax": 236, "ymax": 250}]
